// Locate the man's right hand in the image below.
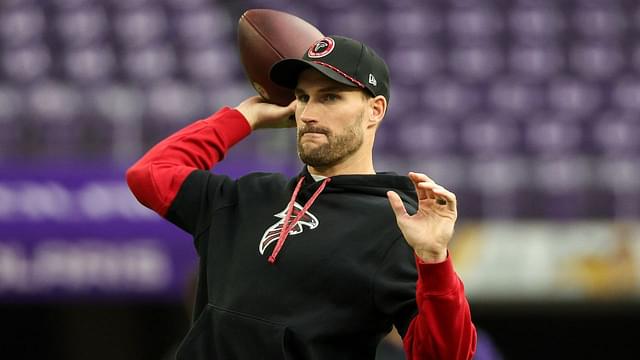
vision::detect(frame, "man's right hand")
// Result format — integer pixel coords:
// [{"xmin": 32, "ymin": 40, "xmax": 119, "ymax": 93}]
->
[{"xmin": 235, "ymin": 96, "xmax": 297, "ymax": 130}]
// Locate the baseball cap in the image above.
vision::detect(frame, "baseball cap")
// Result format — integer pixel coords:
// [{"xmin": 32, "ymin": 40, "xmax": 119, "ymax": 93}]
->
[{"xmin": 269, "ymin": 35, "xmax": 390, "ymax": 102}]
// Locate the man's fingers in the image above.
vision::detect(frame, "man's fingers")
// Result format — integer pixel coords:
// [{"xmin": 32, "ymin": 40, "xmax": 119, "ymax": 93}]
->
[
  {"xmin": 418, "ymin": 182, "xmax": 457, "ymax": 209},
  {"xmin": 387, "ymin": 191, "xmax": 408, "ymax": 219}
]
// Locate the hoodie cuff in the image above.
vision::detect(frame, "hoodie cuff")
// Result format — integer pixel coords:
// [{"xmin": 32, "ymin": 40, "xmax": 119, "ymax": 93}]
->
[
  {"xmin": 416, "ymin": 252, "xmax": 459, "ymax": 296},
  {"xmin": 205, "ymin": 107, "xmax": 252, "ymax": 147}
]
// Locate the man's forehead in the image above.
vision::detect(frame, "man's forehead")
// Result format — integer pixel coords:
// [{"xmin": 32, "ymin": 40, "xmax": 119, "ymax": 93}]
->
[{"xmin": 295, "ymin": 68, "xmax": 357, "ymax": 93}]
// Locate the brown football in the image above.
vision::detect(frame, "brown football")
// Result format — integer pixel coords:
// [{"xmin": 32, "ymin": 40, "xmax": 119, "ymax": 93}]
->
[{"xmin": 237, "ymin": 9, "xmax": 324, "ymax": 106}]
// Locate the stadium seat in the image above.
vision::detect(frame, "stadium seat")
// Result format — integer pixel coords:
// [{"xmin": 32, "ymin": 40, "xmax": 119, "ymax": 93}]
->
[
  {"xmin": 63, "ymin": 45, "xmax": 116, "ymax": 84},
  {"xmin": 2, "ymin": 44, "xmax": 51, "ymax": 83},
  {"xmin": 121, "ymin": 45, "xmax": 177, "ymax": 83},
  {"xmin": 55, "ymin": 7, "xmax": 108, "ymax": 48},
  {"xmin": 0, "ymin": 5, "xmax": 45, "ymax": 48}
]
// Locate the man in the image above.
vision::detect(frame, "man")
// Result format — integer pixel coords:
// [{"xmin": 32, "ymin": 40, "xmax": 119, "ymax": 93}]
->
[{"xmin": 127, "ymin": 35, "xmax": 476, "ymax": 359}]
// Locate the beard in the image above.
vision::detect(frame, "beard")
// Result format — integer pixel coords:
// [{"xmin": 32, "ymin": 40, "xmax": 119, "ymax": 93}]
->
[{"xmin": 297, "ymin": 111, "xmax": 365, "ymax": 168}]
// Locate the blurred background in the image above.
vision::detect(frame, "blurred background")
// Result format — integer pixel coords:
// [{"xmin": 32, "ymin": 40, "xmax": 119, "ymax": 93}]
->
[{"xmin": 1, "ymin": 0, "xmax": 639, "ymax": 358}]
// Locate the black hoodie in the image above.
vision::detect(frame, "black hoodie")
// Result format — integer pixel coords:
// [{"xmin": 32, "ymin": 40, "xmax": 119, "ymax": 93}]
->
[{"xmin": 126, "ymin": 107, "xmax": 477, "ymax": 360}]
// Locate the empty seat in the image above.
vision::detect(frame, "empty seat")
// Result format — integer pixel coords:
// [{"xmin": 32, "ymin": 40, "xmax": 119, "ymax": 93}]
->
[
  {"xmin": 422, "ymin": 78, "xmax": 481, "ymax": 116},
  {"xmin": 173, "ymin": 10, "xmax": 232, "ymax": 49},
  {"xmin": 55, "ymin": 7, "xmax": 108, "ymax": 48},
  {"xmin": 388, "ymin": 46, "xmax": 443, "ymax": 85},
  {"xmin": 460, "ymin": 115, "xmax": 521, "ymax": 156},
  {"xmin": 26, "ymin": 79, "xmax": 82, "ymax": 124},
  {"xmin": 0, "ymin": 5, "xmax": 45, "ymax": 47},
  {"xmin": 448, "ymin": 7, "xmax": 502, "ymax": 42},
  {"xmin": 569, "ymin": 43, "xmax": 623, "ymax": 80},
  {"xmin": 509, "ymin": 44, "xmax": 564, "ymax": 80},
  {"xmin": 592, "ymin": 112, "xmax": 640, "ymax": 155},
  {"xmin": 595, "ymin": 157, "xmax": 640, "ymax": 193},
  {"xmin": 386, "ymin": 8, "xmax": 442, "ymax": 43},
  {"xmin": 0, "ymin": 85, "xmax": 23, "ymax": 125},
  {"xmin": 147, "ymin": 79, "xmax": 206, "ymax": 123},
  {"xmin": 395, "ymin": 115, "xmax": 458, "ymax": 155},
  {"xmin": 612, "ymin": 76, "xmax": 640, "ymax": 111},
  {"xmin": 181, "ymin": 46, "xmax": 237, "ymax": 84},
  {"xmin": 509, "ymin": 5, "xmax": 564, "ymax": 42},
  {"xmin": 2, "ymin": 44, "xmax": 51, "ymax": 83},
  {"xmin": 525, "ymin": 120, "xmax": 583, "ymax": 156},
  {"xmin": 468, "ymin": 156, "xmax": 528, "ymax": 194},
  {"xmin": 113, "ymin": 7, "xmax": 168, "ymax": 49},
  {"xmin": 531, "ymin": 155, "xmax": 592, "ymax": 193},
  {"xmin": 63, "ymin": 45, "xmax": 116, "ymax": 84},
  {"xmin": 488, "ymin": 77, "xmax": 544, "ymax": 115},
  {"xmin": 90, "ymin": 82, "xmax": 146, "ymax": 125},
  {"xmin": 547, "ymin": 77, "xmax": 602, "ymax": 116},
  {"xmin": 449, "ymin": 44, "xmax": 503, "ymax": 81},
  {"xmin": 121, "ymin": 45, "xmax": 177, "ymax": 83},
  {"xmin": 573, "ymin": 6, "xmax": 626, "ymax": 40}
]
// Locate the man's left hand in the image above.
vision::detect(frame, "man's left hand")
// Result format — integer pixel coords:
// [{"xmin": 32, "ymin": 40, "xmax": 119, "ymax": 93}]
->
[{"xmin": 387, "ymin": 172, "xmax": 457, "ymax": 263}]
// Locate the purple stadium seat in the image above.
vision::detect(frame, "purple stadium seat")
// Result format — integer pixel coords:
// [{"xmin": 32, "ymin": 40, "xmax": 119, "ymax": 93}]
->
[
  {"xmin": 113, "ymin": 7, "xmax": 168, "ymax": 49},
  {"xmin": 592, "ymin": 113, "xmax": 640, "ymax": 155},
  {"xmin": 63, "ymin": 45, "xmax": 116, "ymax": 84},
  {"xmin": 395, "ymin": 115, "xmax": 458, "ymax": 156},
  {"xmin": 90, "ymin": 82, "xmax": 146, "ymax": 125},
  {"xmin": 509, "ymin": 44, "xmax": 564, "ymax": 80},
  {"xmin": 0, "ymin": 5, "xmax": 45, "ymax": 48},
  {"xmin": 547, "ymin": 77, "xmax": 602, "ymax": 116},
  {"xmin": 488, "ymin": 77, "xmax": 544, "ymax": 115},
  {"xmin": 595, "ymin": 157, "xmax": 640, "ymax": 193},
  {"xmin": 2, "ymin": 44, "xmax": 51, "ymax": 83},
  {"xmin": 422, "ymin": 78, "xmax": 481, "ymax": 116},
  {"xmin": 386, "ymin": 8, "xmax": 442, "ymax": 43},
  {"xmin": 182, "ymin": 46, "xmax": 237, "ymax": 84},
  {"xmin": 460, "ymin": 115, "xmax": 520, "ymax": 156},
  {"xmin": 449, "ymin": 44, "xmax": 503, "ymax": 81},
  {"xmin": 509, "ymin": 5, "xmax": 564, "ymax": 41},
  {"xmin": 569, "ymin": 43, "xmax": 623, "ymax": 80},
  {"xmin": 173, "ymin": 9, "xmax": 232, "ymax": 49},
  {"xmin": 122, "ymin": 45, "xmax": 177, "ymax": 83},
  {"xmin": 525, "ymin": 120, "xmax": 583, "ymax": 156},
  {"xmin": 55, "ymin": 7, "xmax": 108, "ymax": 48},
  {"xmin": 573, "ymin": 6, "xmax": 626, "ymax": 39},
  {"xmin": 612, "ymin": 76, "xmax": 640, "ymax": 111},
  {"xmin": 448, "ymin": 7, "xmax": 502, "ymax": 41},
  {"xmin": 146, "ymin": 79, "xmax": 206, "ymax": 124},
  {"xmin": 388, "ymin": 46, "xmax": 443, "ymax": 85}
]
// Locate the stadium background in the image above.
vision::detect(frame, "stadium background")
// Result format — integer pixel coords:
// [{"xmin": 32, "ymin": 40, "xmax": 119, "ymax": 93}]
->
[{"xmin": 1, "ymin": 0, "xmax": 639, "ymax": 358}]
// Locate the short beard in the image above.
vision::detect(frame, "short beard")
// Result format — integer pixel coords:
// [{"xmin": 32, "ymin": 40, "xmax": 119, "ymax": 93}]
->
[{"xmin": 297, "ymin": 111, "xmax": 364, "ymax": 169}]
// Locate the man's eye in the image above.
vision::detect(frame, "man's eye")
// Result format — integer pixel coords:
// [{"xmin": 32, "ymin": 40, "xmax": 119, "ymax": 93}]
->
[
  {"xmin": 323, "ymin": 94, "xmax": 338, "ymax": 101},
  {"xmin": 297, "ymin": 94, "xmax": 309, "ymax": 102}
]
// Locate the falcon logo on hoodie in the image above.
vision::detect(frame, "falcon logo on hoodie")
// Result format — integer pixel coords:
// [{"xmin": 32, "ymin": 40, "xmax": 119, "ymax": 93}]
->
[{"xmin": 259, "ymin": 202, "xmax": 319, "ymax": 255}]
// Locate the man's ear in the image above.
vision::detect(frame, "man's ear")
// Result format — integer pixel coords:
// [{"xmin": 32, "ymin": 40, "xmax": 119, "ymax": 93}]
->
[{"xmin": 367, "ymin": 95, "xmax": 387, "ymax": 128}]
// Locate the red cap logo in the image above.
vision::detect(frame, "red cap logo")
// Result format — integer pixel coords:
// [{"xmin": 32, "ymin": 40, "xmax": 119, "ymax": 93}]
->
[{"xmin": 307, "ymin": 37, "xmax": 335, "ymax": 58}]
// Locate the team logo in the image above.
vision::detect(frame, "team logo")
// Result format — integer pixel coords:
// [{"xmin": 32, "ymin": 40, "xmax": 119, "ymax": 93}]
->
[
  {"xmin": 307, "ymin": 37, "xmax": 335, "ymax": 58},
  {"xmin": 259, "ymin": 202, "xmax": 319, "ymax": 255},
  {"xmin": 368, "ymin": 74, "xmax": 377, "ymax": 86}
]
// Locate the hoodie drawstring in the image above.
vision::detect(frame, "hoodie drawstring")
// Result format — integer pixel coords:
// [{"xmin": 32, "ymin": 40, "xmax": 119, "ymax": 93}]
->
[{"xmin": 268, "ymin": 176, "xmax": 331, "ymax": 264}]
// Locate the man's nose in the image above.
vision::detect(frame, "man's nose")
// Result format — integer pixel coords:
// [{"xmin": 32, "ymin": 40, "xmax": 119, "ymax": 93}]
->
[{"xmin": 299, "ymin": 102, "xmax": 320, "ymax": 124}]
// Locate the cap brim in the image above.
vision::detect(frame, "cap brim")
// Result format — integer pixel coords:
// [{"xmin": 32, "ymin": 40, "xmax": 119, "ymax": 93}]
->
[{"xmin": 269, "ymin": 59, "xmax": 358, "ymax": 90}]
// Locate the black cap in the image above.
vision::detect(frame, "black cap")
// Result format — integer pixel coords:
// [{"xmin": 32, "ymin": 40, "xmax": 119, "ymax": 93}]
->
[{"xmin": 270, "ymin": 35, "xmax": 390, "ymax": 102}]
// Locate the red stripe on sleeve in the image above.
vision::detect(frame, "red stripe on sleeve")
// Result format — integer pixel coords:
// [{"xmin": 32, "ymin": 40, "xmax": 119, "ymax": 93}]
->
[{"xmin": 126, "ymin": 107, "xmax": 251, "ymax": 217}]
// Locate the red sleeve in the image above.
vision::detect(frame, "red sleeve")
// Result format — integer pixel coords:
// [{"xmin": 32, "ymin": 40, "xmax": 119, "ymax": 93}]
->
[
  {"xmin": 125, "ymin": 107, "xmax": 251, "ymax": 217},
  {"xmin": 403, "ymin": 253, "xmax": 477, "ymax": 360}
]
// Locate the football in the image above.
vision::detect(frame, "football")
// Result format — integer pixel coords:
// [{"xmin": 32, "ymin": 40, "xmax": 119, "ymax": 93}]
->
[{"xmin": 237, "ymin": 9, "xmax": 324, "ymax": 106}]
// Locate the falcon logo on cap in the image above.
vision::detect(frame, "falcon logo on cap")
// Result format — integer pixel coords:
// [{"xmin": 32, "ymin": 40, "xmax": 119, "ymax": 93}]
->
[{"xmin": 307, "ymin": 37, "xmax": 335, "ymax": 58}]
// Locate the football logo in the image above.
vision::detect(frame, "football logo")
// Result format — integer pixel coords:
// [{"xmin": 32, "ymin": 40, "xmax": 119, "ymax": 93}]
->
[
  {"xmin": 259, "ymin": 202, "xmax": 319, "ymax": 255},
  {"xmin": 307, "ymin": 37, "xmax": 335, "ymax": 58}
]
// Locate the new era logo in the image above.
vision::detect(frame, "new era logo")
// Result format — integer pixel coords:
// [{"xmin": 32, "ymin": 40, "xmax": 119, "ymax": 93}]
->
[{"xmin": 368, "ymin": 74, "xmax": 377, "ymax": 86}]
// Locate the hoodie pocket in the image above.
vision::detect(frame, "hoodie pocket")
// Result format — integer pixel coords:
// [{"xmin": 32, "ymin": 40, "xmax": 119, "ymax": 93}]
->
[{"xmin": 175, "ymin": 304, "xmax": 292, "ymax": 360}]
